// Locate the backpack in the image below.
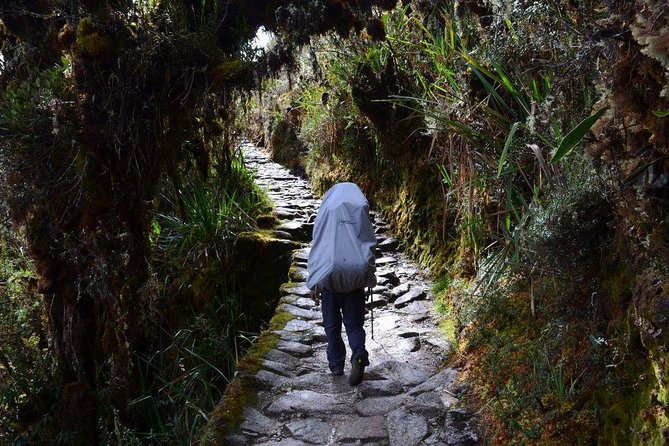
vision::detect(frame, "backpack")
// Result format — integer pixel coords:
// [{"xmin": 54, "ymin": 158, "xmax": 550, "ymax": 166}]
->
[{"xmin": 307, "ymin": 182, "xmax": 377, "ymax": 293}]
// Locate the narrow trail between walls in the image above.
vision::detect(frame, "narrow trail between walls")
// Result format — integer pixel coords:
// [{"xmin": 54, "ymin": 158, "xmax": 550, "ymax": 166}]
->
[{"xmin": 221, "ymin": 142, "xmax": 477, "ymax": 446}]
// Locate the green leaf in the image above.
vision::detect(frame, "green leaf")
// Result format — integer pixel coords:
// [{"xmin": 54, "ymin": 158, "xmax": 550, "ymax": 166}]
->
[
  {"xmin": 652, "ymin": 109, "xmax": 669, "ymax": 118},
  {"xmin": 551, "ymin": 107, "xmax": 608, "ymax": 163},
  {"xmin": 498, "ymin": 122, "xmax": 520, "ymax": 177}
]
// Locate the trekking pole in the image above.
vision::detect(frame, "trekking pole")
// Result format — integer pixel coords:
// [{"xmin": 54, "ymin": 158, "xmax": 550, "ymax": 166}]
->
[{"xmin": 368, "ymin": 287, "xmax": 374, "ymax": 340}]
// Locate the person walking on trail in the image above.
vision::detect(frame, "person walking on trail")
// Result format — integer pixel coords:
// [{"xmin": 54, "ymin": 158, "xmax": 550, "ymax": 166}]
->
[{"xmin": 307, "ymin": 182, "xmax": 377, "ymax": 386}]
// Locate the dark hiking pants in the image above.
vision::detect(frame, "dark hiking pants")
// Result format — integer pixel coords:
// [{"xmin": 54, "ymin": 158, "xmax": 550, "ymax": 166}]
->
[{"xmin": 320, "ymin": 288, "xmax": 369, "ymax": 371}]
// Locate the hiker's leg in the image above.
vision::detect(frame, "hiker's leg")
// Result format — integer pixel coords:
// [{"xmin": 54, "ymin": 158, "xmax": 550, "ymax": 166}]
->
[
  {"xmin": 342, "ymin": 288, "xmax": 369, "ymax": 366},
  {"xmin": 321, "ymin": 290, "xmax": 346, "ymax": 371}
]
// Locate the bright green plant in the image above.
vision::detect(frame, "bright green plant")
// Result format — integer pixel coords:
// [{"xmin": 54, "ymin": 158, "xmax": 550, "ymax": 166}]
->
[
  {"xmin": 156, "ymin": 154, "xmax": 267, "ymax": 267},
  {"xmin": 0, "ymin": 221, "xmax": 52, "ymax": 443}
]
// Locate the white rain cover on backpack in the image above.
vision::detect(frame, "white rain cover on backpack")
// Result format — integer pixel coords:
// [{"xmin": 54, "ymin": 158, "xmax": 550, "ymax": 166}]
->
[{"xmin": 307, "ymin": 182, "xmax": 377, "ymax": 293}]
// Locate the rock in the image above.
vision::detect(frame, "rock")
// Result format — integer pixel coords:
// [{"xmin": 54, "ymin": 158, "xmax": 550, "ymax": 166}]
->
[
  {"xmin": 276, "ymin": 340, "xmax": 312, "ymax": 357},
  {"xmin": 372, "ymin": 285, "xmax": 389, "ymax": 295},
  {"xmin": 223, "ymin": 434, "xmax": 250, "ymax": 446},
  {"xmin": 279, "ymin": 303, "xmax": 320, "ymax": 320},
  {"xmin": 376, "ymin": 256, "xmax": 398, "ymax": 266},
  {"xmin": 366, "ymin": 295, "xmax": 387, "ymax": 309},
  {"xmin": 274, "ymin": 209, "xmax": 298, "ymax": 219},
  {"xmin": 404, "ymin": 300, "xmax": 432, "ymax": 315},
  {"xmin": 443, "ymin": 409, "xmax": 478, "ymax": 445},
  {"xmin": 288, "ymin": 266, "xmax": 309, "ymax": 281},
  {"xmin": 337, "ymin": 415, "xmax": 387, "ymax": 442},
  {"xmin": 255, "ymin": 438, "xmax": 311, "ymax": 446},
  {"xmin": 357, "ymin": 379, "xmax": 404, "ymax": 397},
  {"xmin": 292, "ymin": 248, "xmax": 310, "ymax": 262},
  {"xmin": 264, "ymin": 349, "xmax": 301, "ymax": 369},
  {"xmin": 280, "ymin": 283, "xmax": 311, "ymax": 297},
  {"xmin": 386, "ymin": 409, "xmax": 428, "ymax": 446},
  {"xmin": 408, "ymin": 313, "xmax": 429, "ymax": 323},
  {"xmin": 283, "ymin": 319, "xmax": 313, "ymax": 332},
  {"xmin": 261, "ymin": 359, "xmax": 295, "ymax": 377},
  {"xmin": 408, "ymin": 368, "xmax": 458, "ymax": 397},
  {"xmin": 254, "ymin": 370, "xmax": 288, "ymax": 389},
  {"xmin": 378, "ymin": 236, "xmax": 399, "ymax": 251},
  {"xmin": 277, "ymin": 221, "xmax": 312, "ymax": 241},
  {"xmin": 367, "ymin": 360, "xmax": 433, "ymax": 386},
  {"xmin": 293, "ymin": 297, "xmax": 317, "ymax": 309},
  {"xmin": 291, "ymin": 372, "xmax": 352, "ymax": 394},
  {"xmin": 399, "ymin": 331, "xmax": 420, "ymax": 338},
  {"xmin": 394, "ymin": 288, "xmax": 427, "ymax": 308},
  {"xmin": 377, "ymin": 269, "xmax": 400, "ymax": 286},
  {"xmin": 405, "ymin": 392, "xmax": 447, "ymax": 419},
  {"xmin": 354, "ymin": 394, "xmax": 405, "ymax": 416},
  {"xmin": 240, "ymin": 407, "xmax": 281, "ymax": 435},
  {"xmin": 423, "ymin": 335, "xmax": 452, "ymax": 353},
  {"xmin": 265, "ymin": 390, "xmax": 352, "ymax": 416},
  {"xmin": 423, "ymin": 432, "xmax": 448, "ymax": 445},
  {"xmin": 400, "ymin": 337, "xmax": 421, "ymax": 353},
  {"xmin": 272, "ymin": 230, "xmax": 294, "ymax": 240},
  {"xmin": 286, "ymin": 418, "xmax": 333, "ymax": 444},
  {"xmin": 275, "ymin": 329, "xmax": 325, "ymax": 345},
  {"xmin": 388, "ymin": 282, "xmax": 411, "ymax": 301}
]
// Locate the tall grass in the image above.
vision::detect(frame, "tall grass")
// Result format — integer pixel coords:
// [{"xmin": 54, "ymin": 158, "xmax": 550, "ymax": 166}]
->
[
  {"xmin": 156, "ymin": 153, "xmax": 269, "ymax": 267},
  {"xmin": 119, "ymin": 150, "xmax": 269, "ymax": 444}
]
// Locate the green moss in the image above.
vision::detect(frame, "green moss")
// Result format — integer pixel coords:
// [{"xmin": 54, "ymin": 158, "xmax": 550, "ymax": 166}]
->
[
  {"xmin": 199, "ymin": 309, "xmax": 294, "ymax": 444},
  {"xmin": 256, "ymin": 214, "xmax": 280, "ymax": 229},
  {"xmin": 75, "ymin": 17, "xmax": 121, "ymax": 59},
  {"xmin": 288, "ymin": 264, "xmax": 307, "ymax": 282}
]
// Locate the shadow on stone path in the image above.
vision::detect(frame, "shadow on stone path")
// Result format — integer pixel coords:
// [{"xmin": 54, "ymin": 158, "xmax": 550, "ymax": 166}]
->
[{"xmin": 222, "ymin": 142, "xmax": 477, "ymax": 446}]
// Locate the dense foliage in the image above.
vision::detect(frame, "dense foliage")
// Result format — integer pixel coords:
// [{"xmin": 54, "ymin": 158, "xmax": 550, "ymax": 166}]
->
[
  {"xmin": 2, "ymin": 0, "xmax": 669, "ymax": 443},
  {"xmin": 254, "ymin": 0, "xmax": 669, "ymax": 443},
  {"xmin": 0, "ymin": 1, "xmax": 395, "ymax": 444}
]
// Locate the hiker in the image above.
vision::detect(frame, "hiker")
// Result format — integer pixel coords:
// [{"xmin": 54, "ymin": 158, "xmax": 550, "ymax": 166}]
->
[{"xmin": 307, "ymin": 182, "xmax": 376, "ymax": 386}]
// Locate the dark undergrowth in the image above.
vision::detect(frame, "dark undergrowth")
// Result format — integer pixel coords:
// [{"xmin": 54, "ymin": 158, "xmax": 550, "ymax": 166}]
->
[{"xmin": 249, "ymin": 0, "xmax": 669, "ymax": 443}]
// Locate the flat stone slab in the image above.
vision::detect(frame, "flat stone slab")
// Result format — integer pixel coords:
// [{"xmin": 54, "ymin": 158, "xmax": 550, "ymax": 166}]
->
[
  {"xmin": 357, "ymin": 379, "xmax": 404, "ymax": 397},
  {"xmin": 283, "ymin": 319, "xmax": 313, "ymax": 332},
  {"xmin": 293, "ymin": 297, "xmax": 316, "ymax": 309},
  {"xmin": 261, "ymin": 359, "xmax": 295, "ymax": 377},
  {"xmin": 388, "ymin": 282, "xmax": 411, "ymax": 301},
  {"xmin": 279, "ymin": 303, "xmax": 320, "ymax": 320},
  {"xmin": 276, "ymin": 340, "xmax": 312, "ymax": 357},
  {"xmin": 280, "ymin": 283, "xmax": 311, "ymax": 297},
  {"xmin": 337, "ymin": 415, "xmax": 387, "ymax": 442},
  {"xmin": 354, "ymin": 394, "xmax": 405, "ymax": 416},
  {"xmin": 368, "ymin": 360, "xmax": 433, "ymax": 386},
  {"xmin": 405, "ymin": 391, "xmax": 447, "ymax": 418},
  {"xmin": 376, "ymin": 256, "xmax": 398, "ymax": 265},
  {"xmin": 291, "ymin": 372, "xmax": 352, "ymax": 394},
  {"xmin": 254, "ymin": 369, "xmax": 288, "ymax": 389},
  {"xmin": 394, "ymin": 288, "xmax": 427, "ymax": 308},
  {"xmin": 409, "ymin": 368, "xmax": 458, "ymax": 397},
  {"xmin": 378, "ymin": 236, "xmax": 399, "ymax": 251},
  {"xmin": 264, "ymin": 349, "xmax": 300, "ymax": 369},
  {"xmin": 387, "ymin": 409, "xmax": 429, "ymax": 446},
  {"xmin": 277, "ymin": 221, "xmax": 312, "ymax": 241},
  {"xmin": 286, "ymin": 418, "xmax": 334, "ymax": 444},
  {"xmin": 275, "ymin": 329, "xmax": 325, "ymax": 345},
  {"xmin": 265, "ymin": 390, "xmax": 353, "ymax": 416},
  {"xmin": 255, "ymin": 438, "xmax": 311, "ymax": 446},
  {"xmin": 240, "ymin": 407, "xmax": 281, "ymax": 435}
]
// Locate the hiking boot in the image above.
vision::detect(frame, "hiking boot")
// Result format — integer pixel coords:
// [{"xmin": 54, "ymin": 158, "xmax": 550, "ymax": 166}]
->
[
  {"xmin": 348, "ymin": 357, "xmax": 365, "ymax": 386},
  {"xmin": 330, "ymin": 364, "xmax": 344, "ymax": 376}
]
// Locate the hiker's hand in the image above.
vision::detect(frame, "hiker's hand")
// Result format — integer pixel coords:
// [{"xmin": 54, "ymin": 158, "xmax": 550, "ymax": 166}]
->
[{"xmin": 310, "ymin": 290, "xmax": 320, "ymax": 305}]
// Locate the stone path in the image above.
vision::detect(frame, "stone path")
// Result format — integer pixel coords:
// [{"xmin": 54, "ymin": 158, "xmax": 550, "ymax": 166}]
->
[{"xmin": 222, "ymin": 142, "xmax": 477, "ymax": 446}]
